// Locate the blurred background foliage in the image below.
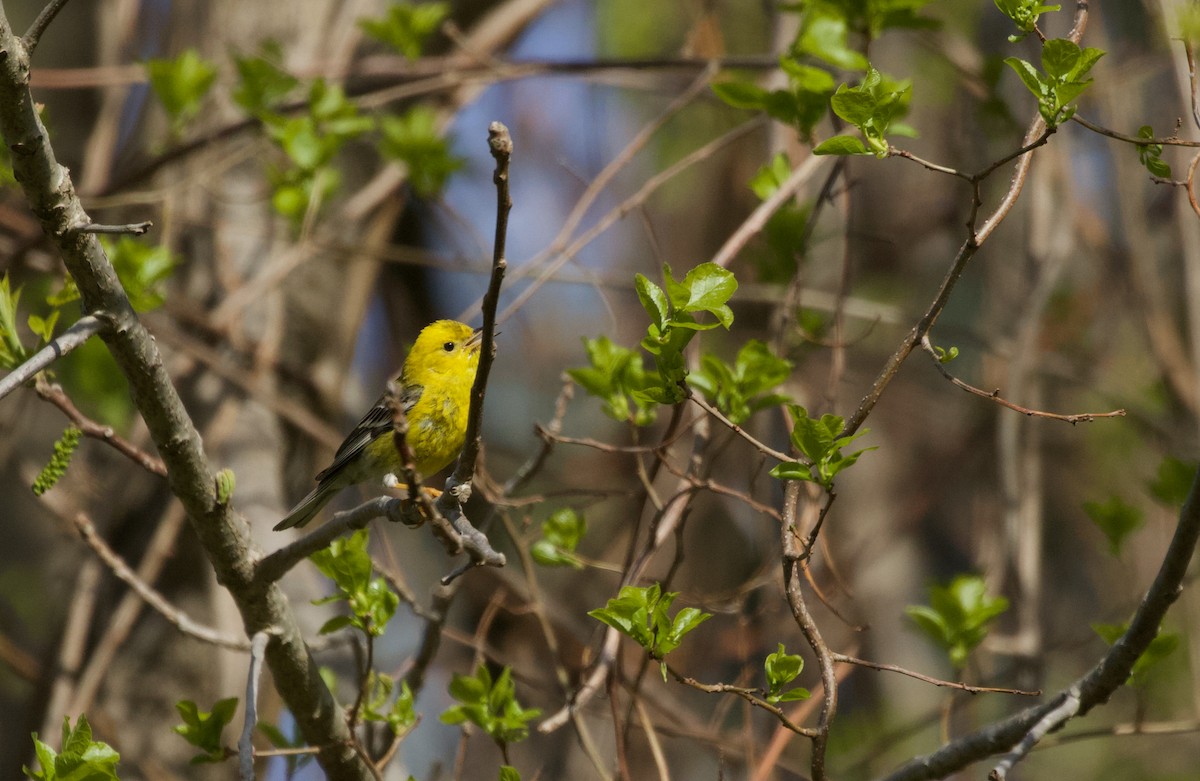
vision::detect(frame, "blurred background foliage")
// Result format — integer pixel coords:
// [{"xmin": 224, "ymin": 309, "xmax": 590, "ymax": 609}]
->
[{"xmin": 1, "ymin": 0, "xmax": 1199, "ymax": 779}]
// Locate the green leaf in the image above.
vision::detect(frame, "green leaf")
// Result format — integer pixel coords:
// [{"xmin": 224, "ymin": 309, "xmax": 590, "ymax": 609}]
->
[
  {"xmin": 796, "ymin": 10, "xmax": 868, "ymax": 71},
  {"xmin": 531, "ymin": 508, "xmax": 587, "ymax": 569},
  {"xmin": 905, "ymin": 575, "xmax": 1008, "ymax": 670},
  {"xmin": 360, "ymin": 1, "xmax": 449, "ymax": 59},
  {"xmin": 993, "ymin": 0, "xmax": 1061, "ymax": 33},
  {"xmin": 24, "ymin": 716, "xmax": 121, "ymax": 781},
  {"xmin": 567, "ymin": 335, "xmax": 657, "ymax": 425},
  {"xmin": 690, "ymin": 340, "xmax": 792, "ymax": 424},
  {"xmin": 441, "ymin": 664, "xmax": 541, "ymax": 747},
  {"xmin": 711, "ymin": 80, "xmax": 770, "ymax": 110},
  {"xmin": 232, "ymin": 42, "xmax": 299, "ymax": 117},
  {"xmin": 100, "ymin": 237, "xmax": 176, "ymax": 313},
  {"xmin": 32, "ymin": 426, "xmax": 82, "ymax": 497},
  {"xmin": 813, "ymin": 135, "xmax": 871, "ymax": 156},
  {"xmin": 173, "ymin": 698, "xmax": 237, "ymax": 764},
  {"xmin": 27, "ymin": 310, "xmax": 59, "ymax": 344},
  {"xmin": 310, "ymin": 529, "xmax": 398, "ymax": 636},
  {"xmin": 378, "ymin": 106, "xmax": 464, "ymax": 197},
  {"xmin": 499, "ymin": 767, "xmax": 522, "ymax": 781},
  {"xmin": 1083, "ymin": 496, "xmax": 1143, "ymax": 556},
  {"xmin": 589, "ymin": 583, "xmax": 711, "ymax": 660},
  {"xmin": 763, "ymin": 643, "xmax": 810, "ymax": 703},
  {"xmin": 0, "ymin": 272, "xmax": 28, "ymax": 369},
  {"xmin": 1148, "ymin": 456, "xmax": 1196, "ymax": 506},
  {"xmin": 635, "ymin": 274, "xmax": 670, "ymax": 333},
  {"xmin": 145, "ymin": 49, "xmax": 217, "ymax": 134}
]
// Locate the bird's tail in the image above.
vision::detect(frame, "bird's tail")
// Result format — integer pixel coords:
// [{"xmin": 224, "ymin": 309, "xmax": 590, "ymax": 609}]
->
[{"xmin": 273, "ymin": 483, "xmax": 338, "ymax": 531}]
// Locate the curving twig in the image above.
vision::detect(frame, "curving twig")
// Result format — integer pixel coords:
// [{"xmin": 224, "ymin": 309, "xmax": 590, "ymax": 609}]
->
[{"xmin": 919, "ymin": 335, "xmax": 1126, "ymax": 424}]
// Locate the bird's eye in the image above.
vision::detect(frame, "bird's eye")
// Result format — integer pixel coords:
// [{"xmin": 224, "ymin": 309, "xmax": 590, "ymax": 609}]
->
[{"xmin": 443, "ymin": 341, "xmax": 455, "ymax": 352}]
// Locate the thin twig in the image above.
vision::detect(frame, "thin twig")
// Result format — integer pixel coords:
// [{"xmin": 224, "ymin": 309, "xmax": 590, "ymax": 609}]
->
[
  {"xmin": 832, "ymin": 653, "xmax": 1040, "ymax": 696},
  {"xmin": 240, "ymin": 631, "xmax": 272, "ymax": 781},
  {"xmin": 0, "ymin": 314, "xmax": 104, "ymax": 400},
  {"xmin": 919, "ymin": 336, "xmax": 1126, "ymax": 424},
  {"xmin": 73, "ymin": 513, "xmax": 250, "ymax": 650},
  {"xmin": 35, "ymin": 378, "xmax": 168, "ymax": 476},
  {"xmin": 670, "ymin": 667, "xmax": 819, "ymax": 738},
  {"xmin": 73, "ymin": 220, "xmax": 153, "ymax": 235}
]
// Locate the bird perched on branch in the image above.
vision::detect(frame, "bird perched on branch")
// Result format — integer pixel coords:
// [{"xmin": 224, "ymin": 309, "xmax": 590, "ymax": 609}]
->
[{"xmin": 274, "ymin": 319, "xmax": 483, "ymax": 531}]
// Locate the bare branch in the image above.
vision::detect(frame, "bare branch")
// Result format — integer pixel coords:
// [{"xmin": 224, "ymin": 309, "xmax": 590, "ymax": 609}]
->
[
  {"xmin": 73, "ymin": 220, "xmax": 153, "ymax": 236},
  {"xmin": 21, "ymin": 0, "xmax": 70, "ymax": 55},
  {"xmin": 240, "ymin": 631, "xmax": 272, "ymax": 781},
  {"xmin": 989, "ymin": 687, "xmax": 1080, "ymax": 781},
  {"xmin": 0, "ymin": 314, "xmax": 103, "ymax": 400}
]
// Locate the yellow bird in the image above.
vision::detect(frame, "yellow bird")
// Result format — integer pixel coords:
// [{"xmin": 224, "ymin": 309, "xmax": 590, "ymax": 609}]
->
[{"xmin": 274, "ymin": 320, "xmax": 483, "ymax": 531}]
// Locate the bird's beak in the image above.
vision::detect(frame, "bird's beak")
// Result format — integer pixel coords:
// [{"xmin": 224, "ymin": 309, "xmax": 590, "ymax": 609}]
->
[{"xmin": 467, "ymin": 327, "xmax": 484, "ymax": 350}]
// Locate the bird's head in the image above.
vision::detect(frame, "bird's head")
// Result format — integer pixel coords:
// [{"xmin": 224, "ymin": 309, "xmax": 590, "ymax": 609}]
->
[{"xmin": 406, "ymin": 319, "xmax": 483, "ymax": 380}]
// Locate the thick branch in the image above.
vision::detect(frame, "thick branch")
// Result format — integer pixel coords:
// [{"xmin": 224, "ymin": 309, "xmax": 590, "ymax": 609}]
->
[{"xmin": 0, "ymin": 9, "xmax": 367, "ymax": 778}]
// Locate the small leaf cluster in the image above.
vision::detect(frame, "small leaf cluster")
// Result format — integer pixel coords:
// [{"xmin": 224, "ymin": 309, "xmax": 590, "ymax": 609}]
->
[
  {"xmin": 635, "ymin": 263, "xmax": 737, "ymax": 405},
  {"xmin": 531, "ymin": 508, "xmax": 587, "ymax": 568},
  {"xmin": 905, "ymin": 575, "xmax": 1009, "ymax": 670},
  {"xmin": 362, "ymin": 673, "xmax": 417, "ymax": 735},
  {"xmin": 571, "ymin": 262, "xmax": 737, "ymax": 423},
  {"xmin": 378, "ymin": 106, "xmax": 464, "ymax": 198},
  {"xmin": 567, "ymin": 336, "xmax": 657, "ymax": 425},
  {"xmin": 360, "ymin": 2, "xmax": 449, "ymax": 59},
  {"xmin": 1083, "ymin": 495, "xmax": 1143, "ymax": 557},
  {"xmin": 309, "ymin": 529, "xmax": 399, "ymax": 636},
  {"xmin": 1004, "ymin": 38, "xmax": 1104, "ymax": 127},
  {"xmin": 263, "ymin": 79, "xmax": 375, "ymax": 223},
  {"xmin": 714, "ymin": 1, "xmax": 931, "ymax": 146},
  {"xmin": 24, "ymin": 715, "xmax": 120, "ymax": 780},
  {"xmin": 712, "ymin": 56, "xmax": 836, "ymax": 143},
  {"xmin": 232, "ymin": 43, "xmax": 300, "ymax": 118},
  {"xmin": 588, "ymin": 583, "xmax": 712, "ymax": 680},
  {"xmin": 815, "ymin": 66, "xmax": 915, "ymax": 158},
  {"xmin": 993, "ymin": 0, "xmax": 1061, "ymax": 41},
  {"xmin": 763, "ymin": 644, "xmax": 811, "ymax": 704},
  {"xmin": 747, "ymin": 153, "xmax": 811, "ymax": 283},
  {"xmin": 172, "ymin": 698, "xmax": 237, "ymax": 764},
  {"xmin": 689, "ymin": 339, "xmax": 792, "ymax": 425},
  {"xmin": 145, "ymin": 49, "xmax": 217, "ymax": 136},
  {"xmin": 769, "ymin": 405, "xmax": 874, "ymax": 490},
  {"xmin": 0, "ymin": 273, "xmax": 29, "ymax": 369},
  {"xmin": 440, "ymin": 665, "xmax": 541, "ymax": 747},
  {"xmin": 1092, "ymin": 622, "xmax": 1180, "ymax": 686},
  {"xmin": 1136, "ymin": 125, "xmax": 1172, "ymax": 179},
  {"xmin": 32, "ymin": 426, "xmax": 81, "ymax": 497}
]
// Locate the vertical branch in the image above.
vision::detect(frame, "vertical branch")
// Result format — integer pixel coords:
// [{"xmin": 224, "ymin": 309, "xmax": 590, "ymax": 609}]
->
[{"xmin": 450, "ymin": 121, "xmax": 511, "ymax": 488}]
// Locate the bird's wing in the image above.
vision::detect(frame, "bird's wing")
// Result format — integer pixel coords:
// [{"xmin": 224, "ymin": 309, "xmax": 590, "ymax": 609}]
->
[{"xmin": 314, "ymin": 383, "xmax": 424, "ymax": 483}]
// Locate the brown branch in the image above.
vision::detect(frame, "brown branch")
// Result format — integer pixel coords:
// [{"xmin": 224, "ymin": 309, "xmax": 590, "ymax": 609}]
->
[
  {"xmin": 433, "ymin": 120, "xmax": 513, "ymax": 584},
  {"xmin": 0, "ymin": 9, "xmax": 368, "ymax": 773},
  {"xmin": 832, "ymin": 653, "xmax": 1040, "ymax": 696},
  {"xmin": 35, "ymin": 378, "xmax": 168, "ymax": 476},
  {"xmin": 1071, "ymin": 113, "xmax": 1200, "ymax": 148},
  {"xmin": 919, "ymin": 336, "xmax": 1126, "ymax": 424},
  {"xmin": 669, "ymin": 666, "xmax": 819, "ymax": 738}
]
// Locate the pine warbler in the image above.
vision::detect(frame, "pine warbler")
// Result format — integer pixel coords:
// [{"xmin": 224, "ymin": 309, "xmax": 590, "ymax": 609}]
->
[{"xmin": 274, "ymin": 319, "xmax": 482, "ymax": 530}]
